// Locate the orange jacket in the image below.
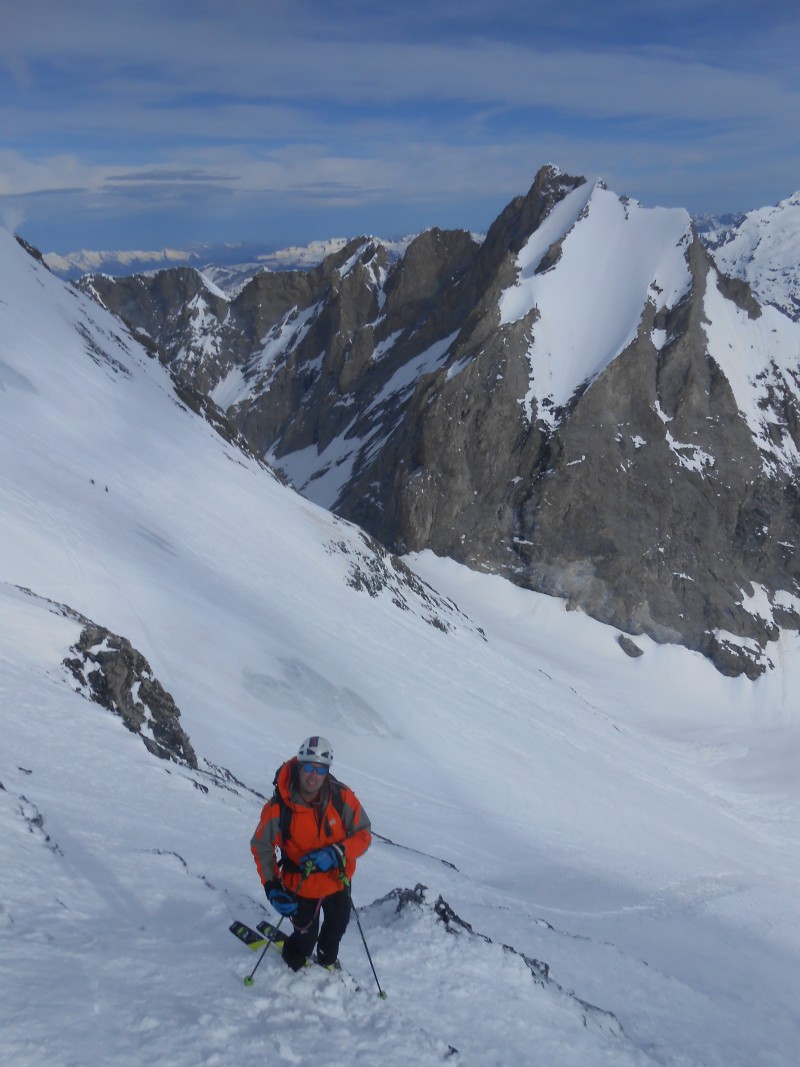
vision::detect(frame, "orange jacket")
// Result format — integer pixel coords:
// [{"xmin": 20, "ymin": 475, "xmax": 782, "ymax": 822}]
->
[{"xmin": 251, "ymin": 758, "xmax": 372, "ymax": 898}]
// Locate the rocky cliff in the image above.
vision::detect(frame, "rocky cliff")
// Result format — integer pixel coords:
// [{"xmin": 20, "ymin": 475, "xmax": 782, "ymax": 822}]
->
[{"xmin": 79, "ymin": 166, "xmax": 800, "ymax": 677}]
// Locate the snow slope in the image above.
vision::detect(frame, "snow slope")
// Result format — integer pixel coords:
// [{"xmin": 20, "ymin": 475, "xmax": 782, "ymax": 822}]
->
[{"xmin": 2, "ymin": 229, "xmax": 800, "ymax": 1065}]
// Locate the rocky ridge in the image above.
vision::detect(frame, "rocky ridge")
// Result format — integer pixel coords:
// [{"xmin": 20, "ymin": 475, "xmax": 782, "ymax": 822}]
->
[{"xmin": 77, "ymin": 166, "xmax": 800, "ymax": 677}]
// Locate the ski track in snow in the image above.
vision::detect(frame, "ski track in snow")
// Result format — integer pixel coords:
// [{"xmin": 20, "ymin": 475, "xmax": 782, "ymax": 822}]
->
[{"xmin": 2, "ymin": 228, "xmax": 800, "ymax": 1065}]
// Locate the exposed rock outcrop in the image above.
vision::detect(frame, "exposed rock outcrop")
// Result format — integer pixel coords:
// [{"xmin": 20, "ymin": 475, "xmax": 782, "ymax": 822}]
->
[{"xmin": 64, "ymin": 624, "xmax": 197, "ymax": 767}]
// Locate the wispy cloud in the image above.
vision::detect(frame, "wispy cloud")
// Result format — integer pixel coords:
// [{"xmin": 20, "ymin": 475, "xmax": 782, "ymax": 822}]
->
[{"xmin": 108, "ymin": 169, "xmax": 239, "ymax": 184}]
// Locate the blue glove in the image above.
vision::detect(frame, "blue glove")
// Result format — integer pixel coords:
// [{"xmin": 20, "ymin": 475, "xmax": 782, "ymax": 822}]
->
[
  {"xmin": 300, "ymin": 844, "xmax": 344, "ymax": 873},
  {"xmin": 266, "ymin": 885, "xmax": 298, "ymax": 916}
]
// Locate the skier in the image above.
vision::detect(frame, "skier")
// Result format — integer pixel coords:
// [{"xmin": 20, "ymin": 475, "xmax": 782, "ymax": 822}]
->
[{"xmin": 251, "ymin": 736, "xmax": 372, "ymax": 971}]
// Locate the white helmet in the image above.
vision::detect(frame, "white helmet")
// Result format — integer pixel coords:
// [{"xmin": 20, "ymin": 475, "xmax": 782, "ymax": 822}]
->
[{"xmin": 297, "ymin": 735, "xmax": 334, "ymax": 766}]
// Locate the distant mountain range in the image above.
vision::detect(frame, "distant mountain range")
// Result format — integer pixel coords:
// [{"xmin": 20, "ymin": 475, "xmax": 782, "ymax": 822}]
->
[
  {"xmin": 44, "ymin": 237, "xmax": 416, "ymax": 295},
  {"xmin": 76, "ymin": 166, "xmax": 800, "ymax": 678}
]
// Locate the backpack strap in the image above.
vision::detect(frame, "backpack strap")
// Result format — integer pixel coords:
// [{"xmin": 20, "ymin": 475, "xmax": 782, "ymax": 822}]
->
[
  {"xmin": 329, "ymin": 775, "xmax": 346, "ymax": 818},
  {"xmin": 271, "ymin": 763, "xmax": 293, "ymax": 845}
]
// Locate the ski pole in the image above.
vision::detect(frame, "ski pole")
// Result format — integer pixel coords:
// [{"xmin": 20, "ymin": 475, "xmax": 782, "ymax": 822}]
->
[
  {"xmin": 339, "ymin": 861, "xmax": 386, "ymax": 999},
  {"xmin": 244, "ymin": 915, "xmax": 284, "ymax": 987},
  {"xmin": 348, "ymin": 889, "xmax": 386, "ymax": 999}
]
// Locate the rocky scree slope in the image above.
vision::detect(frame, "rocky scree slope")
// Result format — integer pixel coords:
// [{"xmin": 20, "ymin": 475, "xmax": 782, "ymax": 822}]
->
[{"xmin": 79, "ymin": 166, "xmax": 800, "ymax": 677}]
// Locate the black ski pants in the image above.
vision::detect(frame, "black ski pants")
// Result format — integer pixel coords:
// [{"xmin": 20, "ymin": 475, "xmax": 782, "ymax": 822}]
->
[{"xmin": 283, "ymin": 887, "xmax": 350, "ymax": 967}]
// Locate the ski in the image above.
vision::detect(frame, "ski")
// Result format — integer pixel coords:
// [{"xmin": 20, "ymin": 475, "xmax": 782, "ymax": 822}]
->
[{"xmin": 229, "ymin": 918, "xmax": 284, "ymax": 953}]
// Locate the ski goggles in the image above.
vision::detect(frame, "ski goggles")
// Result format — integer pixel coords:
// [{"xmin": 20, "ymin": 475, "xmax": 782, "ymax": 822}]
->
[{"xmin": 300, "ymin": 762, "xmax": 329, "ymax": 776}]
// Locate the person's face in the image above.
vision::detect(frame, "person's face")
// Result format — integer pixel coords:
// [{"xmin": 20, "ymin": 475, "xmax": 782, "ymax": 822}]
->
[{"xmin": 298, "ymin": 761, "xmax": 328, "ymax": 798}]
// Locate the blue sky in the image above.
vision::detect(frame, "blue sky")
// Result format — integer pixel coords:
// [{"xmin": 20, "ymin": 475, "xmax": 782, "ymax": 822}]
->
[{"xmin": 2, "ymin": 0, "xmax": 798, "ymax": 253}]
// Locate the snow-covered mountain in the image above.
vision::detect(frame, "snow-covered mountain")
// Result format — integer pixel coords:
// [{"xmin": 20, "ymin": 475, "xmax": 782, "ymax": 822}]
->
[
  {"xmin": 43, "ymin": 244, "xmax": 210, "ymax": 278},
  {"xmin": 81, "ymin": 167, "xmax": 800, "ymax": 679},
  {"xmin": 701, "ymin": 192, "xmax": 800, "ymax": 321},
  {"xmin": 4, "ymin": 227, "xmax": 800, "ymax": 1065}
]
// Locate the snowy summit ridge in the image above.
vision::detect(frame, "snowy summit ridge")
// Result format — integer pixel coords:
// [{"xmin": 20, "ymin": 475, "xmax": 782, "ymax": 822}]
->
[{"xmin": 498, "ymin": 180, "xmax": 693, "ymax": 427}]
